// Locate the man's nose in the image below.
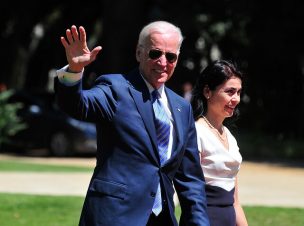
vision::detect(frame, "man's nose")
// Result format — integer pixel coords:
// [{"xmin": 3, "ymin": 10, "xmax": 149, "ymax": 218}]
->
[{"xmin": 157, "ymin": 55, "xmax": 168, "ymax": 65}]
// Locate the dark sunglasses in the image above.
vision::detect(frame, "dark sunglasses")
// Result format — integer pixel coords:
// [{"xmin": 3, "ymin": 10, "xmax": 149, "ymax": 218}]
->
[{"xmin": 148, "ymin": 49, "xmax": 178, "ymax": 63}]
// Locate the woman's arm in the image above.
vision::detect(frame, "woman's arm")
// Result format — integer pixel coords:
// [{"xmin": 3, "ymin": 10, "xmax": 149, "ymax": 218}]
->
[{"xmin": 234, "ymin": 177, "xmax": 249, "ymax": 226}]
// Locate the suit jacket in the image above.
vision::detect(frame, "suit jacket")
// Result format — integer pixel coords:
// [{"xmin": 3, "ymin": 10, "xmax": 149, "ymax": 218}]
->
[{"xmin": 55, "ymin": 68, "xmax": 209, "ymax": 226}]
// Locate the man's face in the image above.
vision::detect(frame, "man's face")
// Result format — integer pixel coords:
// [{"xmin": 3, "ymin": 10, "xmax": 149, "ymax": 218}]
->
[{"xmin": 136, "ymin": 32, "xmax": 180, "ymax": 89}]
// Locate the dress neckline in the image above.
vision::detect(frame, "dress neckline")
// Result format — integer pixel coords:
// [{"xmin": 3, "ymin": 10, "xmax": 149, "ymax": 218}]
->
[{"xmin": 196, "ymin": 119, "xmax": 230, "ymax": 151}]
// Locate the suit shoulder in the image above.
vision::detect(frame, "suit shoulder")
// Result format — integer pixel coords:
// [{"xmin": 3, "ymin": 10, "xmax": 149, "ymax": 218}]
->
[
  {"xmin": 166, "ymin": 87, "xmax": 190, "ymax": 106},
  {"xmin": 94, "ymin": 73, "xmax": 128, "ymax": 86}
]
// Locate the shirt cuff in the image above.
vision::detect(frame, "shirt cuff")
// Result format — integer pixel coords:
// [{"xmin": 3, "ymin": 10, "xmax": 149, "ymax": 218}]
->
[{"xmin": 56, "ymin": 65, "xmax": 83, "ymax": 86}]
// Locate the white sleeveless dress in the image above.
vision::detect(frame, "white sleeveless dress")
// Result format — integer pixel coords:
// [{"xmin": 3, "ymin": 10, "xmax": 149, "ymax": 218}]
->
[{"xmin": 195, "ymin": 122, "xmax": 243, "ymax": 226}]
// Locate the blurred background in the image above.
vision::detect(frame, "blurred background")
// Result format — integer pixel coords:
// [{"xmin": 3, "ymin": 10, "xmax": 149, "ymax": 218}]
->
[
  {"xmin": 1, "ymin": 3, "xmax": 303, "ymax": 225},
  {"xmin": 1, "ymin": 0, "xmax": 304, "ymax": 160}
]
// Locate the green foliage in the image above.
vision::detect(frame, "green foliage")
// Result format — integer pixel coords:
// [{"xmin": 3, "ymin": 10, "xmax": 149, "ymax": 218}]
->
[
  {"xmin": 0, "ymin": 90, "xmax": 26, "ymax": 147},
  {"xmin": 237, "ymin": 131, "xmax": 304, "ymax": 161}
]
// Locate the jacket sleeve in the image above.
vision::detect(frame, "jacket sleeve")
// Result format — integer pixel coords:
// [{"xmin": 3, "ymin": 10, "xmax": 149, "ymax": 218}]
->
[
  {"xmin": 54, "ymin": 75, "xmax": 117, "ymax": 123},
  {"xmin": 173, "ymin": 105, "xmax": 210, "ymax": 226}
]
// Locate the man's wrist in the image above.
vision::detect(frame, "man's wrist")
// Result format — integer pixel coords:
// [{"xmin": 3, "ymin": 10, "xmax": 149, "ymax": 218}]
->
[
  {"xmin": 56, "ymin": 65, "xmax": 83, "ymax": 86},
  {"xmin": 67, "ymin": 66, "xmax": 83, "ymax": 73}
]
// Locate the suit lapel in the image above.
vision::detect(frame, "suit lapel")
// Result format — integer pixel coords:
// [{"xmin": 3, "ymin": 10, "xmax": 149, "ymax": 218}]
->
[
  {"xmin": 126, "ymin": 69, "xmax": 159, "ymax": 164},
  {"xmin": 165, "ymin": 88, "xmax": 184, "ymax": 161},
  {"xmin": 126, "ymin": 69, "xmax": 186, "ymax": 165}
]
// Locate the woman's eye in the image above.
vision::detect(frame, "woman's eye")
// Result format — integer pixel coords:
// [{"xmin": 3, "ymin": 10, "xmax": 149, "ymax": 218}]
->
[
  {"xmin": 226, "ymin": 88, "xmax": 241, "ymax": 96},
  {"xmin": 226, "ymin": 89, "xmax": 235, "ymax": 95}
]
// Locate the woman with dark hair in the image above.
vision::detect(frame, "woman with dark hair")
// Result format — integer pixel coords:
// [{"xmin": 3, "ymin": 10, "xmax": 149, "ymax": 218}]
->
[{"xmin": 191, "ymin": 60, "xmax": 248, "ymax": 226}]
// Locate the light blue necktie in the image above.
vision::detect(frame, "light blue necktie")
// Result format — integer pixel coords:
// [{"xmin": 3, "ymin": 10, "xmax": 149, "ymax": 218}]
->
[{"xmin": 151, "ymin": 89, "xmax": 170, "ymax": 216}]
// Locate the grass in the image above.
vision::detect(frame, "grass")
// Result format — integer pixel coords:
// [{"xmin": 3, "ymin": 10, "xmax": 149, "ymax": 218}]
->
[
  {"xmin": 0, "ymin": 159, "xmax": 93, "ymax": 172},
  {"xmin": 0, "ymin": 193, "xmax": 303, "ymax": 226},
  {"xmin": 244, "ymin": 206, "xmax": 304, "ymax": 226},
  {"xmin": 174, "ymin": 205, "xmax": 304, "ymax": 226},
  {"xmin": 0, "ymin": 193, "xmax": 84, "ymax": 226},
  {"xmin": 0, "ymin": 159, "xmax": 91, "ymax": 225},
  {"xmin": 1, "ymin": 156, "xmax": 303, "ymax": 225}
]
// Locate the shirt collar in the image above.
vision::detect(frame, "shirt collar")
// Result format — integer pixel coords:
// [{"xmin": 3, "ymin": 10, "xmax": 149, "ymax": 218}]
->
[{"xmin": 139, "ymin": 73, "xmax": 165, "ymax": 97}]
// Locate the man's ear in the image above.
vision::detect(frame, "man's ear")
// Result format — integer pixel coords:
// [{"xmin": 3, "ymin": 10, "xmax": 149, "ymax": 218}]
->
[{"xmin": 136, "ymin": 46, "xmax": 141, "ymax": 62}]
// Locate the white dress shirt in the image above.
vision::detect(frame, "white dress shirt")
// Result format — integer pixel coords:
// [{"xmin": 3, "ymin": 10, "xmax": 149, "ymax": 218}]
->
[{"xmin": 141, "ymin": 77, "xmax": 175, "ymax": 160}]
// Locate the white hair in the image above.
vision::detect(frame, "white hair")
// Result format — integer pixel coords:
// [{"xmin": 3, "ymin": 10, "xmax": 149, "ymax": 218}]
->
[{"xmin": 137, "ymin": 21, "xmax": 184, "ymax": 52}]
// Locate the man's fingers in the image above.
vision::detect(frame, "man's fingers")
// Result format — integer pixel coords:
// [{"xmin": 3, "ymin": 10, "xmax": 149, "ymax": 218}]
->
[
  {"xmin": 60, "ymin": 37, "xmax": 69, "ymax": 48},
  {"xmin": 91, "ymin": 46, "xmax": 102, "ymax": 60},
  {"xmin": 66, "ymin": 29, "xmax": 74, "ymax": 45},
  {"xmin": 71, "ymin": 25, "xmax": 79, "ymax": 42},
  {"xmin": 60, "ymin": 25, "xmax": 100, "ymax": 64},
  {"xmin": 79, "ymin": 26, "xmax": 86, "ymax": 43}
]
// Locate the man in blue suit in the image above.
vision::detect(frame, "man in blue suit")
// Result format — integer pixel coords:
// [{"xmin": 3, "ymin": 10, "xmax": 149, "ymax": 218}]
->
[{"xmin": 55, "ymin": 21, "xmax": 209, "ymax": 226}]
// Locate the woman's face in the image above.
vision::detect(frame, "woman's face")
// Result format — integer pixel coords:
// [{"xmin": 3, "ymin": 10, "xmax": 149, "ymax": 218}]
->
[{"xmin": 206, "ymin": 76, "xmax": 242, "ymax": 119}]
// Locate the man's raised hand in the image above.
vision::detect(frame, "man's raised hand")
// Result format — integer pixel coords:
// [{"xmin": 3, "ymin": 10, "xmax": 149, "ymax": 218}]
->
[{"xmin": 60, "ymin": 25, "xmax": 102, "ymax": 73}]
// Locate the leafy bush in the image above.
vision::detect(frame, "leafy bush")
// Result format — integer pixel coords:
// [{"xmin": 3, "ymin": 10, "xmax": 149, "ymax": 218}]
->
[
  {"xmin": 0, "ymin": 90, "xmax": 26, "ymax": 148},
  {"xmin": 236, "ymin": 131, "xmax": 304, "ymax": 161}
]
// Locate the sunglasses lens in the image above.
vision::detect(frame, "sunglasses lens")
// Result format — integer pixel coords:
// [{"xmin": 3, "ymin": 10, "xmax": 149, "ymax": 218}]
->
[
  {"xmin": 166, "ymin": 53, "xmax": 177, "ymax": 63},
  {"xmin": 148, "ymin": 49, "xmax": 177, "ymax": 63},
  {"xmin": 148, "ymin": 50, "xmax": 162, "ymax": 60}
]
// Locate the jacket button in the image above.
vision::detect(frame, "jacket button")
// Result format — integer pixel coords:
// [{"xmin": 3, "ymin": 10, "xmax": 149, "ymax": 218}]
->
[{"xmin": 150, "ymin": 192, "xmax": 156, "ymax": 197}]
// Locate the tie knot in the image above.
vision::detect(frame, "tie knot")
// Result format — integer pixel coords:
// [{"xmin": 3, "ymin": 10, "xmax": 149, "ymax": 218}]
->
[{"xmin": 151, "ymin": 89, "xmax": 160, "ymax": 101}]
